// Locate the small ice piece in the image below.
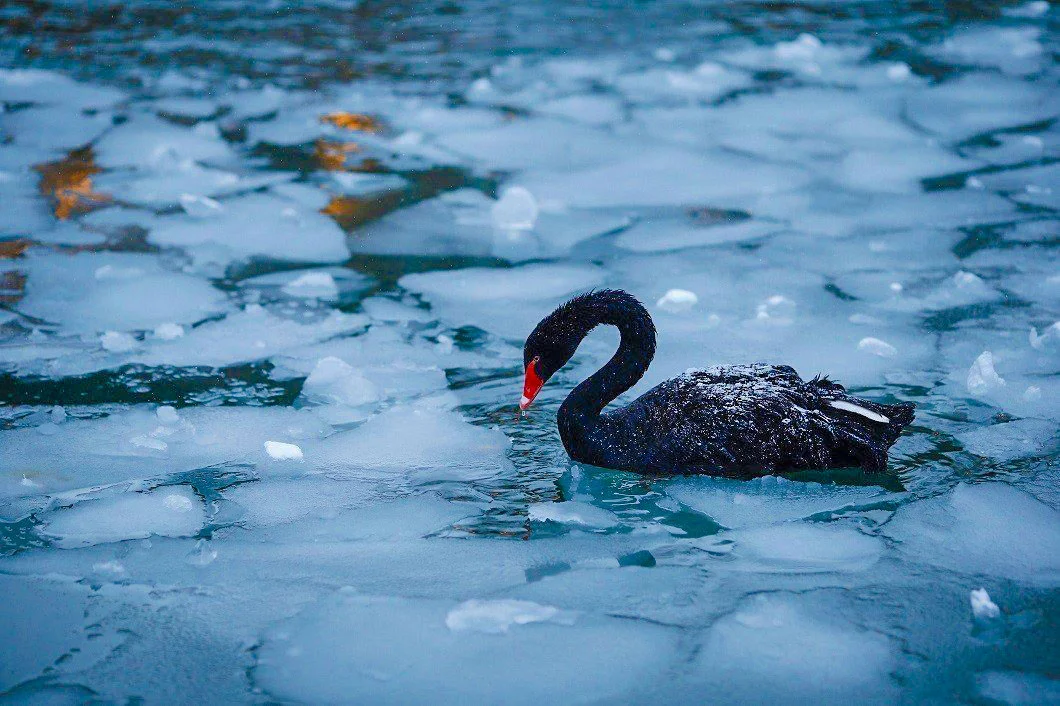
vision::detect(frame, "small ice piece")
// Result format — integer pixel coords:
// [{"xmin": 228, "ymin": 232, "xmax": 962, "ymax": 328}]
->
[
  {"xmin": 491, "ymin": 186, "xmax": 538, "ymax": 231},
  {"xmin": 970, "ymin": 588, "xmax": 1000, "ymax": 620},
  {"xmin": 953, "ymin": 271, "xmax": 986, "ymax": 290},
  {"xmin": 654, "ymin": 47, "xmax": 676, "ymax": 62},
  {"xmin": 775, "ymin": 33, "xmax": 822, "ymax": 61},
  {"xmin": 967, "ymin": 351, "xmax": 1005, "ymax": 395},
  {"xmin": 889, "ymin": 282, "xmax": 903, "ymax": 293},
  {"xmin": 163, "ymin": 493, "xmax": 195, "ymax": 512},
  {"xmin": 528, "ymin": 501, "xmax": 620, "ymax": 530},
  {"xmin": 281, "ymin": 272, "xmax": 340, "ymax": 300},
  {"xmin": 1029, "ymin": 321, "xmax": 1060, "ymax": 350},
  {"xmin": 755, "ymin": 295, "xmax": 795, "ymax": 324},
  {"xmin": 435, "ymin": 334, "xmax": 455, "ymax": 355},
  {"xmin": 1005, "ymin": 0, "xmax": 1049, "ymax": 16},
  {"xmin": 886, "ymin": 62, "xmax": 911, "ymax": 81},
  {"xmin": 94, "ymin": 264, "xmax": 145, "ymax": 281},
  {"xmin": 1023, "ymin": 386, "xmax": 1042, "ymax": 402},
  {"xmin": 92, "ymin": 560, "xmax": 127, "ymax": 577},
  {"xmin": 300, "ymin": 356, "xmax": 380, "ymax": 407},
  {"xmin": 966, "ymin": 176, "xmax": 984, "ymax": 189},
  {"xmin": 827, "ymin": 400, "xmax": 889, "ymax": 424},
  {"xmin": 156, "ymin": 405, "xmax": 180, "ymax": 425},
  {"xmin": 130, "ymin": 434, "xmax": 167, "ymax": 451},
  {"xmin": 445, "ymin": 599, "xmax": 570, "ymax": 634},
  {"xmin": 100, "ymin": 331, "xmax": 138, "ymax": 352},
  {"xmin": 40, "ymin": 485, "xmax": 204, "ymax": 548},
  {"xmin": 265, "ymin": 440, "xmax": 304, "ymax": 461},
  {"xmin": 656, "ymin": 289, "xmax": 698, "ymax": 313},
  {"xmin": 153, "ymin": 322, "xmax": 185, "ymax": 340},
  {"xmin": 49, "ymin": 406, "xmax": 66, "ymax": 424},
  {"xmin": 179, "ymin": 193, "xmax": 224, "ymax": 218},
  {"xmin": 857, "ymin": 337, "xmax": 897, "ymax": 358}
]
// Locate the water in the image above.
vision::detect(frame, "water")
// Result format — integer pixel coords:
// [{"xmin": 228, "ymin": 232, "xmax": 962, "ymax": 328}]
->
[{"xmin": 1, "ymin": 0, "xmax": 1058, "ymax": 702}]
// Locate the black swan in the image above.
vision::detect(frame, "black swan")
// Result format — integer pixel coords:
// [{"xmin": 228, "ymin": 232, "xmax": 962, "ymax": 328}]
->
[{"xmin": 520, "ymin": 289, "xmax": 914, "ymax": 477}]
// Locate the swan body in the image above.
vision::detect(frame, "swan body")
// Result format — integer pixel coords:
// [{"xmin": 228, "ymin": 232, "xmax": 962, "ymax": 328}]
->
[{"xmin": 521, "ymin": 289, "xmax": 914, "ymax": 477}]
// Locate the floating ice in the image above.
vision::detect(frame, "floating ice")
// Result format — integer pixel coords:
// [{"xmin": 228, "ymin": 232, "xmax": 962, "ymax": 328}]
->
[
  {"xmin": 264, "ymin": 440, "xmax": 304, "ymax": 461},
  {"xmin": 156, "ymin": 405, "xmax": 180, "ymax": 425},
  {"xmin": 445, "ymin": 599, "xmax": 570, "ymax": 633},
  {"xmin": 100, "ymin": 331, "xmax": 138, "ymax": 353},
  {"xmin": 970, "ymin": 588, "xmax": 1000, "ymax": 620},
  {"xmin": 179, "ymin": 193, "xmax": 224, "ymax": 218},
  {"xmin": 300, "ymin": 356, "xmax": 380, "ymax": 407},
  {"xmin": 149, "ymin": 191, "xmax": 350, "ymax": 265},
  {"xmin": 254, "ymin": 592, "xmax": 679, "ymax": 705},
  {"xmin": 967, "ymin": 351, "xmax": 1006, "ymax": 396},
  {"xmin": 40, "ymin": 485, "xmax": 205, "ymax": 548},
  {"xmin": 882, "ymin": 483, "xmax": 1060, "ymax": 584},
  {"xmin": 976, "ymin": 670, "xmax": 1060, "ymax": 705},
  {"xmin": 153, "ymin": 322, "xmax": 185, "ymax": 340},
  {"xmin": 281, "ymin": 272, "xmax": 339, "ymax": 300},
  {"xmin": 666, "ymin": 475, "xmax": 895, "ymax": 529},
  {"xmin": 656, "ymin": 289, "xmax": 698, "ymax": 313},
  {"xmin": 858, "ymin": 337, "xmax": 898, "ymax": 358},
  {"xmin": 955, "ymin": 419, "xmax": 1058, "ymax": 462},
  {"xmin": 681, "ymin": 592, "xmax": 897, "ymax": 704},
  {"xmin": 491, "ymin": 186, "xmax": 539, "ymax": 231},
  {"xmin": 528, "ymin": 501, "xmax": 621, "ymax": 530},
  {"xmin": 314, "ymin": 405, "xmax": 512, "ymax": 482},
  {"xmin": 722, "ymin": 524, "xmax": 882, "ymax": 573},
  {"xmin": 17, "ymin": 252, "xmax": 227, "ymax": 335}
]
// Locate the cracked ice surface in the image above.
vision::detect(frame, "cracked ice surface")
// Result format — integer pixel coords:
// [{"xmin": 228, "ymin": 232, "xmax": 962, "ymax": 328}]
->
[{"xmin": 0, "ymin": 1, "xmax": 1058, "ymax": 703}]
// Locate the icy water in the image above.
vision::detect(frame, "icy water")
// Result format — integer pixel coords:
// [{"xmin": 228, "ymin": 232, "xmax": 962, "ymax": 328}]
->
[{"xmin": 1, "ymin": 0, "xmax": 1059, "ymax": 703}]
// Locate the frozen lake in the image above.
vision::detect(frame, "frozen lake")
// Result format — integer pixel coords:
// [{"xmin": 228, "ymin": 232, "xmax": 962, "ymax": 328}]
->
[{"xmin": 1, "ymin": 0, "xmax": 1058, "ymax": 702}]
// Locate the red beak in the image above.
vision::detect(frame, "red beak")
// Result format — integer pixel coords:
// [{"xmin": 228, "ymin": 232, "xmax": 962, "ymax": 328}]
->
[{"xmin": 520, "ymin": 359, "xmax": 544, "ymax": 411}]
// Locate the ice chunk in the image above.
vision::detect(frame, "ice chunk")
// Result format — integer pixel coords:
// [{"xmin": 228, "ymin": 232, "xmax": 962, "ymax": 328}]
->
[
  {"xmin": 100, "ymin": 331, "xmax": 138, "ymax": 353},
  {"xmin": 156, "ymin": 405, "xmax": 180, "ymax": 425},
  {"xmin": 314, "ymin": 405, "xmax": 512, "ymax": 482},
  {"xmin": 300, "ymin": 356, "xmax": 380, "ymax": 407},
  {"xmin": 264, "ymin": 441, "xmax": 304, "ymax": 461},
  {"xmin": 0, "ymin": 68, "xmax": 123, "ymax": 109},
  {"xmin": 955, "ymin": 419, "xmax": 1058, "ymax": 462},
  {"xmin": 254, "ymin": 592, "xmax": 679, "ymax": 705},
  {"xmin": 666, "ymin": 475, "xmax": 895, "ymax": 529},
  {"xmin": 445, "ymin": 599, "xmax": 571, "ymax": 633},
  {"xmin": 281, "ymin": 272, "xmax": 339, "ymax": 300},
  {"xmin": 131, "ymin": 307, "xmax": 369, "ymax": 369},
  {"xmin": 882, "ymin": 483, "xmax": 1060, "ymax": 584},
  {"xmin": 94, "ymin": 114, "xmax": 234, "ymax": 170},
  {"xmin": 400, "ymin": 262, "xmax": 605, "ymax": 338},
  {"xmin": 149, "ymin": 192, "xmax": 350, "ymax": 265},
  {"xmin": 615, "ymin": 218, "xmax": 781, "ymax": 253},
  {"xmin": 1029, "ymin": 322, "xmax": 1060, "ymax": 350},
  {"xmin": 528, "ymin": 501, "xmax": 621, "ymax": 530},
  {"xmin": 681, "ymin": 592, "xmax": 897, "ymax": 704},
  {"xmin": 976, "ymin": 670, "xmax": 1060, "ymax": 705},
  {"xmin": 969, "ymin": 588, "xmax": 1000, "ymax": 620},
  {"xmin": 491, "ymin": 186, "xmax": 538, "ymax": 231},
  {"xmin": 180, "ymin": 193, "xmax": 224, "ymax": 218},
  {"xmin": 967, "ymin": 351, "xmax": 1005, "ymax": 395},
  {"xmin": 40, "ymin": 485, "xmax": 205, "ymax": 548},
  {"xmin": 722, "ymin": 524, "xmax": 882, "ymax": 573},
  {"xmin": 520, "ymin": 148, "xmax": 809, "ymax": 208},
  {"xmin": 153, "ymin": 322, "xmax": 185, "ymax": 340},
  {"xmin": 858, "ymin": 337, "xmax": 897, "ymax": 358},
  {"xmin": 656, "ymin": 289, "xmax": 698, "ymax": 313},
  {"xmin": 0, "ymin": 407, "xmax": 329, "ymax": 498},
  {"xmin": 17, "ymin": 252, "xmax": 227, "ymax": 334}
]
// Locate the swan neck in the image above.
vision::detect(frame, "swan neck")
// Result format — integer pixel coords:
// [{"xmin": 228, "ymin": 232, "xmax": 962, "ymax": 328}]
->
[{"xmin": 560, "ymin": 300, "xmax": 656, "ymax": 424}]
